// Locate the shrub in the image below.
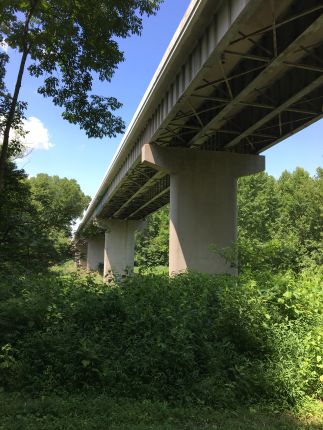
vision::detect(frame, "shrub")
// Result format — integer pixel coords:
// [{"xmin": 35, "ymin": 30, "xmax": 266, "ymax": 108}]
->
[{"xmin": 0, "ymin": 268, "xmax": 321, "ymax": 408}]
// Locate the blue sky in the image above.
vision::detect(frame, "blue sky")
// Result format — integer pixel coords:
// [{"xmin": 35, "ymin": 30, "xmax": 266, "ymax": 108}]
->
[{"xmin": 4, "ymin": 0, "xmax": 322, "ymax": 198}]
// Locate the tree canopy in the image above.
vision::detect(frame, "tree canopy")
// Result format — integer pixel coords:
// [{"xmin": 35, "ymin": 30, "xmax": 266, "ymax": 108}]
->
[
  {"xmin": 237, "ymin": 168, "xmax": 323, "ymax": 272},
  {"xmin": 0, "ymin": 164, "xmax": 90, "ymax": 270},
  {"xmin": 29, "ymin": 173, "xmax": 90, "ymax": 236},
  {"xmin": 136, "ymin": 168, "xmax": 323, "ymax": 272},
  {"xmin": 0, "ymin": 0, "xmax": 162, "ymax": 188}
]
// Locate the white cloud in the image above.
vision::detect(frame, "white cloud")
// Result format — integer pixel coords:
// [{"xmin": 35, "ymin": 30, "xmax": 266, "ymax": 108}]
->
[
  {"xmin": 0, "ymin": 39, "xmax": 8, "ymax": 52},
  {"xmin": 1, "ymin": 116, "xmax": 53, "ymax": 153},
  {"xmin": 23, "ymin": 116, "xmax": 54, "ymax": 150}
]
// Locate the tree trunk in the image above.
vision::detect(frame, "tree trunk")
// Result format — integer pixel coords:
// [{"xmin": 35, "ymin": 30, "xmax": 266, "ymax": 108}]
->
[
  {"xmin": 0, "ymin": 47, "xmax": 29, "ymax": 191},
  {"xmin": 0, "ymin": 0, "xmax": 38, "ymax": 191}
]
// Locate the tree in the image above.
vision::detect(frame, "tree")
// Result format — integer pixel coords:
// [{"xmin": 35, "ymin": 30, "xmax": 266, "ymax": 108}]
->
[
  {"xmin": 0, "ymin": 51, "xmax": 27, "ymax": 162},
  {"xmin": 0, "ymin": 0, "xmax": 162, "ymax": 189},
  {"xmin": 0, "ymin": 163, "xmax": 55, "ymax": 270},
  {"xmin": 237, "ymin": 172, "xmax": 279, "ymax": 243},
  {"xmin": 28, "ymin": 173, "xmax": 91, "ymax": 236},
  {"xmin": 135, "ymin": 169, "xmax": 323, "ymax": 272},
  {"xmin": 0, "ymin": 165, "xmax": 90, "ymax": 271},
  {"xmin": 237, "ymin": 168, "xmax": 323, "ymax": 272},
  {"xmin": 274, "ymin": 167, "xmax": 323, "ymax": 267},
  {"xmin": 28, "ymin": 173, "xmax": 91, "ymax": 264},
  {"xmin": 276, "ymin": 168, "xmax": 322, "ymax": 244},
  {"xmin": 135, "ymin": 205, "xmax": 169, "ymax": 268}
]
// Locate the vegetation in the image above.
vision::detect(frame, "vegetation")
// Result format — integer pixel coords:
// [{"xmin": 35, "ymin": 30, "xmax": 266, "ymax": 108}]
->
[
  {"xmin": 136, "ymin": 168, "xmax": 323, "ymax": 272},
  {"xmin": 237, "ymin": 168, "xmax": 323, "ymax": 273},
  {"xmin": 0, "ymin": 268, "xmax": 322, "ymax": 407},
  {"xmin": 0, "ymin": 0, "xmax": 162, "ymax": 188},
  {"xmin": 136, "ymin": 206, "xmax": 169, "ymax": 268},
  {"xmin": 29, "ymin": 173, "xmax": 90, "ymax": 237},
  {"xmin": 0, "ymin": 52, "xmax": 27, "ymax": 162},
  {"xmin": 0, "ymin": 164, "xmax": 89, "ymax": 271},
  {"xmin": 2, "ymin": 2, "xmax": 321, "ymax": 427},
  {"xmin": 0, "ymin": 165, "xmax": 322, "ymax": 428},
  {"xmin": 1, "ymin": 392, "xmax": 322, "ymax": 430}
]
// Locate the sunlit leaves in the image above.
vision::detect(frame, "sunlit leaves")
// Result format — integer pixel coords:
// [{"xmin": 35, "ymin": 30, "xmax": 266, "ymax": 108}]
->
[{"xmin": 0, "ymin": 0, "xmax": 163, "ymax": 138}]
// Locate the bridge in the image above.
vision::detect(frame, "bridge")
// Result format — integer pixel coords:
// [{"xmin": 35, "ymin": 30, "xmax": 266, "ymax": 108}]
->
[{"xmin": 75, "ymin": 0, "xmax": 323, "ymax": 277}]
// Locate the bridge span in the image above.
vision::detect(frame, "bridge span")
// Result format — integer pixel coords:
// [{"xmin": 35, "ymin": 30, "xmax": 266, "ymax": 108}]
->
[{"xmin": 76, "ymin": 0, "xmax": 323, "ymax": 277}]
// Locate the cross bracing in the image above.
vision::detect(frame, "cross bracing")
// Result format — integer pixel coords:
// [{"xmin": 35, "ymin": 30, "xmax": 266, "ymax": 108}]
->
[{"xmin": 77, "ymin": 0, "xmax": 323, "ymax": 235}]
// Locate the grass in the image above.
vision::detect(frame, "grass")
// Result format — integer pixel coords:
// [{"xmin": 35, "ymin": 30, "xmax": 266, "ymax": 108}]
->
[
  {"xmin": 51, "ymin": 260, "xmax": 79, "ymax": 274},
  {"xmin": 50, "ymin": 260, "xmax": 104, "ymax": 282},
  {"xmin": 52, "ymin": 261, "xmax": 169, "ymax": 279},
  {"xmin": 135, "ymin": 265, "xmax": 169, "ymax": 275},
  {"xmin": 0, "ymin": 393, "xmax": 322, "ymax": 430}
]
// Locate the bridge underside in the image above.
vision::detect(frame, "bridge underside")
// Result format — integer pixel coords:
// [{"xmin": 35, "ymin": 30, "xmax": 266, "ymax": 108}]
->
[
  {"xmin": 97, "ymin": 0, "xmax": 322, "ymax": 222},
  {"xmin": 77, "ymin": 0, "xmax": 323, "ymax": 277}
]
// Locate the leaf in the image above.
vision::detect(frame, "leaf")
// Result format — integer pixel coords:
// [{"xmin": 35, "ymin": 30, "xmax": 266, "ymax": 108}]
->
[{"xmin": 283, "ymin": 291, "xmax": 292, "ymax": 299}]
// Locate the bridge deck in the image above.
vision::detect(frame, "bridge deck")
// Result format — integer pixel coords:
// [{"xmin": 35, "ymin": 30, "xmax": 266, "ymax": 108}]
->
[{"xmin": 77, "ymin": 0, "xmax": 323, "ymax": 235}]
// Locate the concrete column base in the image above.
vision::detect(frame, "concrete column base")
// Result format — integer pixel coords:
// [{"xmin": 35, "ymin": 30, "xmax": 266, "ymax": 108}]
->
[
  {"xmin": 87, "ymin": 235, "xmax": 105, "ymax": 272},
  {"xmin": 142, "ymin": 144, "xmax": 265, "ymax": 275},
  {"xmin": 99, "ymin": 220, "xmax": 142, "ymax": 280}
]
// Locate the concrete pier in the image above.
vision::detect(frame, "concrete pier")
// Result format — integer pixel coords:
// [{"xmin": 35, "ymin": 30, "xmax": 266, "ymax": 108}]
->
[
  {"xmin": 75, "ymin": 0, "xmax": 322, "ymax": 276},
  {"xmin": 75, "ymin": 242, "xmax": 87, "ymax": 269},
  {"xmin": 142, "ymin": 144, "xmax": 265, "ymax": 275},
  {"xmin": 87, "ymin": 236, "xmax": 105, "ymax": 272},
  {"xmin": 100, "ymin": 220, "xmax": 142, "ymax": 279},
  {"xmin": 79, "ymin": 246, "xmax": 87, "ymax": 270}
]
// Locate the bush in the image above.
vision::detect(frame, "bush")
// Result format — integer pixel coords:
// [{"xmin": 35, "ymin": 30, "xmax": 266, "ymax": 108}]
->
[{"xmin": 0, "ymin": 268, "xmax": 321, "ymax": 408}]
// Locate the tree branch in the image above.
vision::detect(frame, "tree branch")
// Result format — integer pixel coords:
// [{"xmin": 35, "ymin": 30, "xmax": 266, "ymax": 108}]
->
[{"xmin": 0, "ymin": 0, "xmax": 39, "ymax": 190}]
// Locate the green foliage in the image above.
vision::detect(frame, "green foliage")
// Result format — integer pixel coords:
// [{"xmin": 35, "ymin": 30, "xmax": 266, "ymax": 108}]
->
[
  {"xmin": 238, "ymin": 172, "xmax": 279, "ymax": 243},
  {"xmin": 0, "ymin": 164, "xmax": 90, "ymax": 270},
  {"xmin": 28, "ymin": 173, "xmax": 91, "ymax": 236},
  {"xmin": 135, "ymin": 205, "xmax": 169, "ymax": 268},
  {"xmin": 237, "ymin": 168, "xmax": 323, "ymax": 272},
  {"xmin": 276, "ymin": 168, "xmax": 322, "ymax": 245},
  {"xmin": 0, "ymin": 163, "xmax": 58, "ymax": 270},
  {"xmin": 0, "ymin": 0, "xmax": 163, "ymax": 189},
  {"xmin": 135, "ymin": 169, "xmax": 322, "ymax": 273},
  {"xmin": 0, "ymin": 52, "xmax": 27, "ymax": 159},
  {"xmin": 0, "ymin": 0, "xmax": 162, "ymax": 140},
  {"xmin": 0, "ymin": 269, "xmax": 321, "ymax": 409},
  {"xmin": 0, "ymin": 393, "xmax": 322, "ymax": 430}
]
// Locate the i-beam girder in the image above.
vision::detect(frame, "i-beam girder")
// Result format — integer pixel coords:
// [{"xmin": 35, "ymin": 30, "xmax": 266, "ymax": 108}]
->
[
  {"xmin": 95, "ymin": 1, "xmax": 323, "ymax": 222},
  {"xmin": 225, "ymin": 76, "xmax": 323, "ymax": 149},
  {"xmin": 178, "ymin": 15, "xmax": 323, "ymax": 149}
]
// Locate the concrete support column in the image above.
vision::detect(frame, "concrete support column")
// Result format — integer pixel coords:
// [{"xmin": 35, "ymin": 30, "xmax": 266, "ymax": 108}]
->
[
  {"xmin": 142, "ymin": 144, "xmax": 265, "ymax": 275},
  {"xmin": 98, "ymin": 220, "xmax": 142, "ymax": 280},
  {"xmin": 87, "ymin": 235, "xmax": 105, "ymax": 272},
  {"xmin": 75, "ymin": 241, "xmax": 87, "ymax": 269},
  {"xmin": 79, "ymin": 244, "xmax": 88, "ymax": 269}
]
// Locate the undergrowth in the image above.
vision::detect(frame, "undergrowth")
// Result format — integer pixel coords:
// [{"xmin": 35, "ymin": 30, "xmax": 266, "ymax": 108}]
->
[
  {"xmin": 1, "ymin": 392, "xmax": 322, "ymax": 430},
  {"xmin": 0, "ymin": 267, "xmax": 322, "ymax": 410}
]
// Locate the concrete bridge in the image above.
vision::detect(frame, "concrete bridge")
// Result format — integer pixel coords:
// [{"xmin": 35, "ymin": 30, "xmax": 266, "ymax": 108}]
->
[{"xmin": 75, "ymin": 0, "xmax": 323, "ymax": 277}]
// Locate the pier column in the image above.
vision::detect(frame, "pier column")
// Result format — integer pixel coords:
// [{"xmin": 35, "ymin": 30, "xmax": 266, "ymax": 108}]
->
[
  {"xmin": 87, "ymin": 235, "xmax": 105, "ymax": 272},
  {"xmin": 142, "ymin": 144, "xmax": 265, "ymax": 275},
  {"xmin": 98, "ymin": 220, "xmax": 142, "ymax": 280},
  {"xmin": 79, "ymin": 243, "xmax": 88, "ymax": 269},
  {"xmin": 75, "ymin": 241, "xmax": 87, "ymax": 269}
]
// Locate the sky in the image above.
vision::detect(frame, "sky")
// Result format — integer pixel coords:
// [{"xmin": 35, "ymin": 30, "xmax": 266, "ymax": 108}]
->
[{"xmin": 3, "ymin": 0, "xmax": 322, "ymax": 199}]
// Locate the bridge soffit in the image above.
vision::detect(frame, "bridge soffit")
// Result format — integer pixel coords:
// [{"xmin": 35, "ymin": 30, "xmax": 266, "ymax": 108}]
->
[{"xmin": 80, "ymin": 0, "xmax": 323, "ymax": 231}]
